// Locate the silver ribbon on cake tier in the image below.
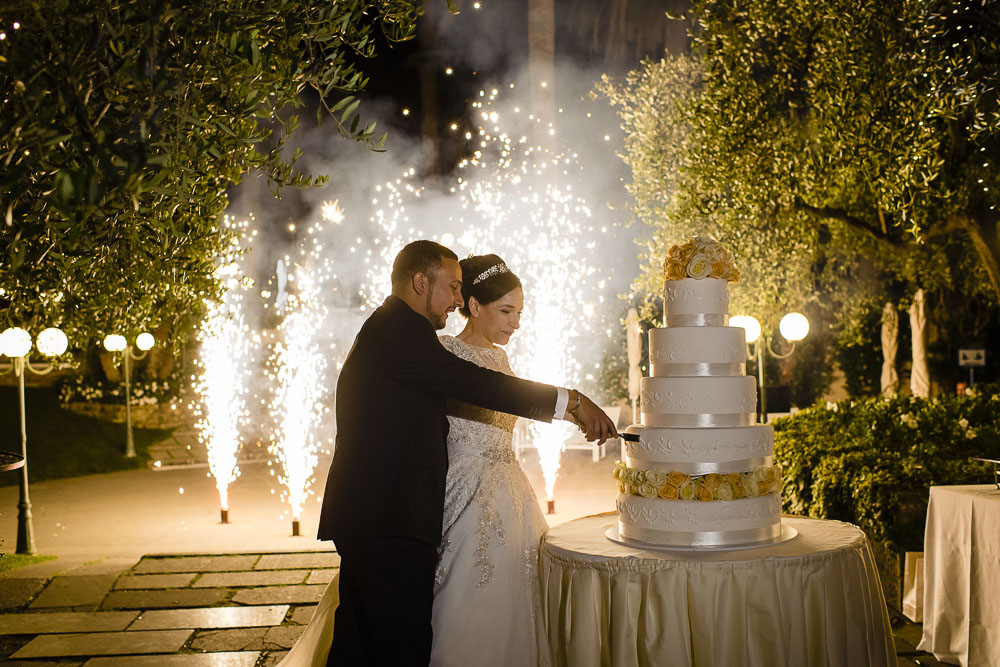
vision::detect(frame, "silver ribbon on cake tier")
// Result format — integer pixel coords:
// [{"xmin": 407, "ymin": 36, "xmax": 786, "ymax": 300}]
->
[
  {"xmin": 620, "ymin": 521, "xmax": 782, "ymax": 548},
  {"xmin": 622, "ymin": 456, "xmax": 773, "ymax": 476},
  {"xmin": 664, "ymin": 313, "xmax": 729, "ymax": 327},
  {"xmin": 650, "ymin": 362, "xmax": 744, "ymax": 377},
  {"xmin": 642, "ymin": 413, "xmax": 757, "ymax": 428}
]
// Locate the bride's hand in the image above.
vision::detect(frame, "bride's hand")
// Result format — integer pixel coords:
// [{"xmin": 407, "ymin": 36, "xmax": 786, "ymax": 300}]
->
[{"xmin": 569, "ymin": 392, "xmax": 618, "ymax": 445}]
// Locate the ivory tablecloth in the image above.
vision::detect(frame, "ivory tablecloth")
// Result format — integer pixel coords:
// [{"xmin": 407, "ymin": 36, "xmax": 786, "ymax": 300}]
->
[
  {"xmin": 918, "ymin": 484, "xmax": 1000, "ymax": 667},
  {"xmin": 539, "ymin": 514, "xmax": 894, "ymax": 667}
]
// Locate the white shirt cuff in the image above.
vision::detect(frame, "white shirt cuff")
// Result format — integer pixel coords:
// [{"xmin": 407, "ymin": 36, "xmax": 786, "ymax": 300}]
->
[{"xmin": 554, "ymin": 387, "xmax": 569, "ymax": 420}]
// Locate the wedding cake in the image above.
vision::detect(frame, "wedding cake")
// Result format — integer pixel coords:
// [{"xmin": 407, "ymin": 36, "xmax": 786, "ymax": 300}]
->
[{"xmin": 614, "ymin": 237, "xmax": 783, "ymax": 548}]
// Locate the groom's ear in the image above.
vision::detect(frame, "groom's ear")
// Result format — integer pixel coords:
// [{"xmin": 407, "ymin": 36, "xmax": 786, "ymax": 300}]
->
[{"xmin": 411, "ymin": 271, "xmax": 429, "ymax": 295}]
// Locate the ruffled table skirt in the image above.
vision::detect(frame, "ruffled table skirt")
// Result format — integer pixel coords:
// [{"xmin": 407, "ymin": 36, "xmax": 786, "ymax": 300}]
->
[{"xmin": 538, "ymin": 514, "xmax": 894, "ymax": 667}]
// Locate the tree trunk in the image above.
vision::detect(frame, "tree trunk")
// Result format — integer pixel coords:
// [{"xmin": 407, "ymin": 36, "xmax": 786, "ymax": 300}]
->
[
  {"xmin": 528, "ymin": 0, "xmax": 555, "ymax": 152},
  {"xmin": 963, "ymin": 214, "xmax": 1000, "ymax": 306},
  {"xmin": 417, "ymin": 7, "xmax": 441, "ymax": 175}
]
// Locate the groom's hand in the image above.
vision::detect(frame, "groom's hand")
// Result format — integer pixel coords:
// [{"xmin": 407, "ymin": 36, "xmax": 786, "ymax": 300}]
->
[{"xmin": 571, "ymin": 393, "xmax": 618, "ymax": 445}]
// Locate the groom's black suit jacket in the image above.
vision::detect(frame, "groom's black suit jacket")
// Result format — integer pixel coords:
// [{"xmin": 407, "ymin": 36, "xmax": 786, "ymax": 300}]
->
[{"xmin": 317, "ymin": 294, "xmax": 557, "ymax": 547}]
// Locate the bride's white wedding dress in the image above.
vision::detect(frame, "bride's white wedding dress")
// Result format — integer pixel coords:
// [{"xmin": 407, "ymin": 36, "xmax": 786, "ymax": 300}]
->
[
  {"xmin": 430, "ymin": 335, "xmax": 550, "ymax": 666},
  {"xmin": 278, "ymin": 335, "xmax": 549, "ymax": 667}
]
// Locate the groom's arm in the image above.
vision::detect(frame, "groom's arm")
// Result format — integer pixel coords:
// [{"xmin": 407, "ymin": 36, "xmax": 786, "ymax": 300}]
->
[
  {"xmin": 386, "ymin": 319, "xmax": 558, "ymax": 422},
  {"xmin": 384, "ymin": 309, "xmax": 617, "ymax": 441}
]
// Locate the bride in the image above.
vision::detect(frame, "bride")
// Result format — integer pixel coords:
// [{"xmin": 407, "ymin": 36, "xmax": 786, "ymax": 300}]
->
[{"xmin": 280, "ymin": 254, "xmax": 551, "ymax": 667}]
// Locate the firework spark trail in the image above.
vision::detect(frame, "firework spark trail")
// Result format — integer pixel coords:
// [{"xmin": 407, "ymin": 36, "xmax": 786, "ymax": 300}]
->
[
  {"xmin": 194, "ymin": 216, "xmax": 255, "ymax": 518},
  {"xmin": 360, "ymin": 85, "xmax": 615, "ymax": 503},
  {"xmin": 267, "ymin": 215, "xmax": 334, "ymax": 531}
]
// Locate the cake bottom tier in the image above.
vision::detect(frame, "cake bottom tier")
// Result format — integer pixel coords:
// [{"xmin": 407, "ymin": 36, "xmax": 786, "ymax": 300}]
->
[{"xmin": 617, "ymin": 493, "xmax": 782, "ymax": 547}]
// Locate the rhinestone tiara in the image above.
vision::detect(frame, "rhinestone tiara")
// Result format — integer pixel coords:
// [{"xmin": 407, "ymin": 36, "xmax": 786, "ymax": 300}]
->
[{"xmin": 472, "ymin": 262, "xmax": 510, "ymax": 285}]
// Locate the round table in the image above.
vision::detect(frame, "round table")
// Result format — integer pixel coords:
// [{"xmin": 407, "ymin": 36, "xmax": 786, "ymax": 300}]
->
[
  {"xmin": 0, "ymin": 450, "xmax": 25, "ymax": 472},
  {"xmin": 539, "ymin": 513, "xmax": 895, "ymax": 667}
]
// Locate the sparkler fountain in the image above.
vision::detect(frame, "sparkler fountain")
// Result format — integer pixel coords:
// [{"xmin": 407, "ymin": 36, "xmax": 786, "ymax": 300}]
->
[
  {"xmin": 360, "ymin": 85, "xmax": 618, "ymax": 515},
  {"xmin": 193, "ymin": 216, "xmax": 255, "ymax": 524},
  {"xmin": 267, "ymin": 211, "xmax": 335, "ymax": 536}
]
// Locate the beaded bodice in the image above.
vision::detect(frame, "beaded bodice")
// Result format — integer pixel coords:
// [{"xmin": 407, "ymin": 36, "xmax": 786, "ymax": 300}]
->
[{"xmin": 440, "ymin": 335, "xmax": 519, "ymax": 460}]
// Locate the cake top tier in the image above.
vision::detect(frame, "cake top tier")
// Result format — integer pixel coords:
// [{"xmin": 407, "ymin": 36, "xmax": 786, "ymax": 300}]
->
[{"xmin": 662, "ymin": 237, "xmax": 739, "ymax": 283}]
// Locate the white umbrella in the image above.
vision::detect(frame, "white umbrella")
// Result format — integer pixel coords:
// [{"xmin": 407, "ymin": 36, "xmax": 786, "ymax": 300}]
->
[
  {"xmin": 881, "ymin": 302, "xmax": 899, "ymax": 397},
  {"xmin": 626, "ymin": 308, "xmax": 642, "ymax": 424},
  {"xmin": 909, "ymin": 289, "xmax": 930, "ymax": 397}
]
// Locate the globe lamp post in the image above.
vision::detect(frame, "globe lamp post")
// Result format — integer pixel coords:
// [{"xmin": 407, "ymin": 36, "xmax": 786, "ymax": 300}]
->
[
  {"xmin": 103, "ymin": 333, "xmax": 155, "ymax": 458},
  {"xmin": 1, "ymin": 326, "xmax": 69, "ymax": 554},
  {"xmin": 730, "ymin": 313, "xmax": 809, "ymax": 423}
]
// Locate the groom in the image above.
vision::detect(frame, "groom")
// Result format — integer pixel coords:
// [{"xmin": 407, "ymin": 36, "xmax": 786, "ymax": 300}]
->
[{"xmin": 318, "ymin": 240, "xmax": 616, "ymax": 667}]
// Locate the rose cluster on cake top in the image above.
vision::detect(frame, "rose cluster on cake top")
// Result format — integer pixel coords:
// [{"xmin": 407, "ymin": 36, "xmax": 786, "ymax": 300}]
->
[{"xmin": 662, "ymin": 236, "xmax": 739, "ymax": 283}]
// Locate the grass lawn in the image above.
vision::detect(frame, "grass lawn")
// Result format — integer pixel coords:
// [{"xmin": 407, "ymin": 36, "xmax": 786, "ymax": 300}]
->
[
  {"xmin": 0, "ymin": 553, "xmax": 56, "ymax": 572},
  {"xmin": 0, "ymin": 386, "xmax": 175, "ymax": 487}
]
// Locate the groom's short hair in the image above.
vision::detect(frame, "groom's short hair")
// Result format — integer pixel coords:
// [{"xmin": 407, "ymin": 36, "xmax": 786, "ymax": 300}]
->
[{"xmin": 391, "ymin": 240, "xmax": 459, "ymax": 291}]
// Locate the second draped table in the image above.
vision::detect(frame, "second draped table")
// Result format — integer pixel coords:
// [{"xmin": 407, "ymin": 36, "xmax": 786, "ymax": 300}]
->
[{"xmin": 538, "ymin": 513, "xmax": 894, "ymax": 667}]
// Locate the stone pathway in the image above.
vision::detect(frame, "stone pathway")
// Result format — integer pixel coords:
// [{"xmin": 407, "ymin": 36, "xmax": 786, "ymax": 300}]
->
[
  {"xmin": 1, "ymin": 549, "xmax": 952, "ymax": 666},
  {"xmin": 0, "ymin": 551, "xmax": 338, "ymax": 666}
]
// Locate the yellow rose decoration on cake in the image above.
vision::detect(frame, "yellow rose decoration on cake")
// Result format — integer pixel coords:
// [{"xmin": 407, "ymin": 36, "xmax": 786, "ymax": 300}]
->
[
  {"xmin": 666, "ymin": 471, "xmax": 690, "ymax": 488},
  {"xmin": 658, "ymin": 484, "xmax": 679, "ymax": 500},
  {"xmin": 663, "ymin": 236, "xmax": 740, "ymax": 283},
  {"xmin": 645, "ymin": 470, "xmax": 668, "ymax": 487},
  {"xmin": 695, "ymin": 482, "xmax": 714, "ymax": 502},
  {"xmin": 613, "ymin": 463, "xmax": 782, "ymax": 500}
]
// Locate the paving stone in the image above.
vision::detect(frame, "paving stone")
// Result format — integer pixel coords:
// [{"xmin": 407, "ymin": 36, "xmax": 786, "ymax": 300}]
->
[
  {"xmin": 260, "ymin": 651, "xmax": 288, "ymax": 667},
  {"xmin": 30, "ymin": 576, "xmax": 117, "ymax": 609},
  {"xmin": 83, "ymin": 652, "xmax": 260, "ymax": 667},
  {"xmin": 288, "ymin": 606, "xmax": 316, "ymax": 625},
  {"xmin": 193, "ymin": 571, "xmax": 308, "ymax": 588},
  {"xmin": 0, "ymin": 578, "xmax": 47, "ymax": 610},
  {"xmin": 11, "ymin": 629, "xmax": 192, "ymax": 658},
  {"xmin": 113, "ymin": 574, "xmax": 196, "ymax": 590},
  {"xmin": 129, "ymin": 606, "xmax": 289, "ymax": 630},
  {"xmin": 101, "ymin": 589, "xmax": 227, "ymax": 610},
  {"xmin": 67, "ymin": 559, "xmax": 142, "ymax": 577},
  {"xmin": 189, "ymin": 628, "xmax": 266, "ymax": 652},
  {"xmin": 1, "ymin": 660, "xmax": 85, "ymax": 666},
  {"xmin": 230, "ymin": 585, "xmax": 324, "ymax": 606},
  {"xmin": 254, "ymin": 553, "xmax": 339, "ymax": 570},
  {"xmin": 261, "ymin": 626, "xmax": 304, "ymax": 650},
  {"xmin": 188, "ymin": 625, "xmax": 305, "ymax": 653},
  {"xmin": 306, "ymin": 569, "xmax": 336, "ymax": 585},
  {"xmin": 132, "ymin": 556, "xmax": 259, "ymax": 574},
  {"xmin": 0, "ymin": 611, "xmax": 138, "ymax": 635}
]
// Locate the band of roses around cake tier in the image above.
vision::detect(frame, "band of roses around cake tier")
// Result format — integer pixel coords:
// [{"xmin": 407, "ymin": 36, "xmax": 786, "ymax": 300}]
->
[{"xmin": 613, "ymin": 461, "xmax": 783, "ymax": 501}]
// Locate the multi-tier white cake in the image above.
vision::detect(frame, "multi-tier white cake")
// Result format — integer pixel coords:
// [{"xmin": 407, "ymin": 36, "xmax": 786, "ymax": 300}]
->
[{"xmin": 614, "ymin": 238, "xmax": 783, "ymax": 548}]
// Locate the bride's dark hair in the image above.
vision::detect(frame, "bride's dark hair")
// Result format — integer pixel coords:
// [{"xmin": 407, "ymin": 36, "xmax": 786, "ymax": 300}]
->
[{"xmin": 459, "ymin": 254, "xmax": 522, "ymax": 318}]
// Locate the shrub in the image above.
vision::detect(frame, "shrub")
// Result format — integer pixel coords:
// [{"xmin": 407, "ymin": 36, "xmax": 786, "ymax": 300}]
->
[{"xmin": 773, "ymin": 384, "xmax": 1000, "ymax": 552}]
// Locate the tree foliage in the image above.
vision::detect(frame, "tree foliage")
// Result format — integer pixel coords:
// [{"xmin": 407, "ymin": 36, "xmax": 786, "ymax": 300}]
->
[
  {"xmin": 0, "ymin": 0, "xmax": 424, "ymax": 348},
  {"xmin": 687, "ymin": 0, "xmax": 1000, "ymax": 305},
  {"xmin": 599, "ymin": 0, "xmax": 1000, "ymax": 366}
]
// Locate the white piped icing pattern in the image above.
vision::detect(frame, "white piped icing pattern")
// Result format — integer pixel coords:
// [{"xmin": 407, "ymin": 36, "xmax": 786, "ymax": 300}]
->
[
  {"xmin": 626, "ymin": 425, "xmax": 774, "ymax": 465},
  {"xmin": 649, "ymin": 327, "xmax": 747, "ymax": 367},
  {"xmin": 618, "ymin": 493, "xmax": 780, "ymax": 533},
  {"xmin": 640, "ymin": 376, "xmax": 757, "ymax": 415},
  {"xmin": 664, "ymin": 278, "xmax": 728, "ymax": 317}
]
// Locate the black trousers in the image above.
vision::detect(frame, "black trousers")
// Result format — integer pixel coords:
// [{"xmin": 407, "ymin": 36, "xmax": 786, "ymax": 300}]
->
[{"xmin": 327, "ymin": 536, "xmax": 438, "ymax": 667}]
